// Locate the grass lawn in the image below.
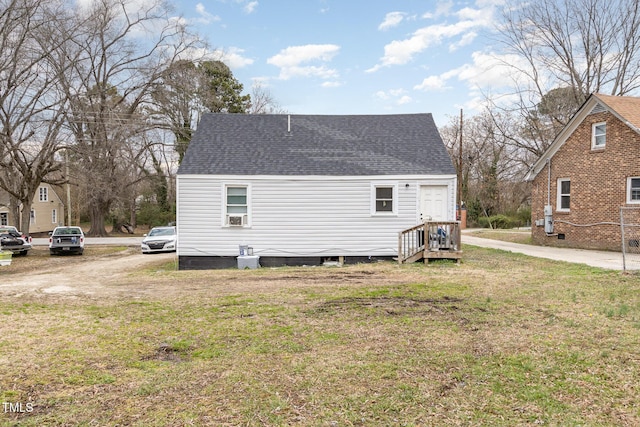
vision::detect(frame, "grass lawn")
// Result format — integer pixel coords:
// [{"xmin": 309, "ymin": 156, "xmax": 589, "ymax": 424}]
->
[
  {"xmin": 1, "ymin": 246, "xmax": 639, "ymax": 426},
  {"xmin": 468, "ymin": 228, "xmax": 533, "ymax": 245}
]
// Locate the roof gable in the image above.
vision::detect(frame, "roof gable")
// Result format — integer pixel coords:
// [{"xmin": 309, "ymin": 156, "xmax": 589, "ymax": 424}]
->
[
  {"xmin": 526, "ymin": 93, "xmax": 640, "ymax": 180},
  {"xmin": 178, "ymin": 113, "xmax": 455, "ymax": 176}
]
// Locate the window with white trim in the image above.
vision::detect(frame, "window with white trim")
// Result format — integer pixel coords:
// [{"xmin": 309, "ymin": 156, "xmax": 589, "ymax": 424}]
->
[
  {"xmin": 30, "ymin": 209, "xmax": 36, "ymax": 224},
  {"xmin": 372, "ymin": 184, "xmax": 397, "ymax": 215},
  {"xmin": 557, "ymin": 178, "xmax": 570, "ymax": 211},
  {"xmin": 225, "ymin": 185, "xmax": 248, "ymax": 226},
  {"xmin": 627, "ymin": 177, "xmax": 640, "ymax": 203},
  {"xmin": 39, "ymin": 186, "xmax": 48, "ymax": 202},
  {"xmin": 52, "ymin": 209, "xmax": 57, "ymax": 224},
  {"xmin": 592, "ymin": 122, "xmax": 606, "ymax": 149}
]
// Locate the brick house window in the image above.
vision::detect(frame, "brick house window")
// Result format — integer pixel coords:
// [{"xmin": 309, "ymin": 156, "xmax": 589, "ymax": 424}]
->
[
  {"xmin": 557, "ymin": 178, "xmax": 570, "ymax": 211},
  {"xmin": 627, "ymin": 177, "xmax": 640, "ymax": 204},
  {"xmin": 592, "ymin": 122, "xmax": 606, "ymax": 149}
]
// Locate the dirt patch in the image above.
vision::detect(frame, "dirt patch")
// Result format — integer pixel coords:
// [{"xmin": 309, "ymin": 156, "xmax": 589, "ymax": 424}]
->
[{"xmin": 0, "ymin": 247, "xmax": 175, "ymax": 298}]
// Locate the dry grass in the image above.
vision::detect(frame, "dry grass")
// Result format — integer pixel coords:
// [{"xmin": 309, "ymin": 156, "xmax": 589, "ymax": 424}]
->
[
  {"xmin": 1, "ymin": 247, "xmax": 639, "ymax": 426},
  {"xmin": 468, "ymin": 228, "xmax": 533, "ymax": 245}
]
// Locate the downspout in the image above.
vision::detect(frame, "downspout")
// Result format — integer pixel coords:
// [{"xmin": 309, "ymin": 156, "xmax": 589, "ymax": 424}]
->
[
  {"xmin": 545, "ymin": 158, "xmax": 556, "ymax": 236},
  {"xmin": 547, "ymin": 158, "xmax": 551, "ymax": 207}
]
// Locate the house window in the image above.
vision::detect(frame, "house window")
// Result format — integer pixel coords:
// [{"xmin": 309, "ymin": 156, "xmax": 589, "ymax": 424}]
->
[
  {"xmin": 592, "ymin": 122, "xmax": 606, "ymax": 149},
  {"xmin": 0, "ymin": 212, "xmax": 7, "ymax": 226},
  {"xmin": 52, "ymin": 209, "xmax": 57, "ymax": 224},
  {"xmin": 225, "ymin": 185, "xmax": 248, "ymax": 226},
  {"xmin": 39, "ymin": 186, "xmax": 48, "ymax": 202},
  {"xmin": 30, "ymin": 209, "xmax": 36, "ymax": 224},
  {"xmin": 372, "ymin": 184, "xmax": 397, "ymax": 215},
  {"xmin": 557, "ymin": 178, "xmax": 570, "ymax": 211},
  {"xmin": 627, "ymin": 177, "xmax": 640, "ymax": 204}
]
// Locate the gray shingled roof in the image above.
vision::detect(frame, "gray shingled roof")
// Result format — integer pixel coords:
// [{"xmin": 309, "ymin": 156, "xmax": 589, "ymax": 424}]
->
[{"xmin": 178, "ymin": 113, "xmax": 455, "ymax": 176}]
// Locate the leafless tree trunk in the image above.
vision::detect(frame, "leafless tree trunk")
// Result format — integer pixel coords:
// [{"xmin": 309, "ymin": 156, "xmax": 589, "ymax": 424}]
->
[
  {"xmin": 55, "ymin": 0, "xmax": 203, "ymax": 236},
  {"xmin": 0, "ymin": 0, "xmax": 70, "ymax": 234},
  {"xmin": 492, "ymin": 0, "xmax": 640, "ymax": 159}
]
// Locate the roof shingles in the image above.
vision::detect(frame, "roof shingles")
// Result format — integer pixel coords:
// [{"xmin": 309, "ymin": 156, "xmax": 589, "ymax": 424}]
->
[{"xmin": 178, "ymin": 113, "xmax": 455, "ymax": 176}]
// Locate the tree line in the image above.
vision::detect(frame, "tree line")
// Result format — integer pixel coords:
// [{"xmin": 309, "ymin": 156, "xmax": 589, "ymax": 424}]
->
[
  {"xmin": 0, "ymin": 0, "xmax": 281, "ymax": 236},
  {"xmin": 3, "ymin": 0, "xmax": 640, "ymax": 234},
  {"xmin": 439, "ymin": 0, "xmax": 640, "ymax": 228}
]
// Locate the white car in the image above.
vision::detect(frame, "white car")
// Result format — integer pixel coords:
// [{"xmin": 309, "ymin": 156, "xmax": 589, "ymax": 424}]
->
[
  {"xmin": 141, "ymin": 226, "xmax": 177, "ymax": 254},
  {"xmin": 49, "ymin": 226, "xmax": 85, "ymax": 255}
]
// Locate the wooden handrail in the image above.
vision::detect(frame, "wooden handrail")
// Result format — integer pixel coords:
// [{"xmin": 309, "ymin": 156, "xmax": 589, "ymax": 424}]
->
[
  {"xmin": 398, "ymin": 221, "xmax": 462, "ymax": 264},
  {"xmin": 398, "ymin": 223, "xmax": 426, "ymax": 264}
]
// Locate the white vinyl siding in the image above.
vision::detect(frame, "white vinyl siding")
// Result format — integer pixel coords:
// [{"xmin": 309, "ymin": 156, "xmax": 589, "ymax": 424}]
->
[{"xmin": 177, "ymin": 175, "xmax": 456, "ymax": 258}]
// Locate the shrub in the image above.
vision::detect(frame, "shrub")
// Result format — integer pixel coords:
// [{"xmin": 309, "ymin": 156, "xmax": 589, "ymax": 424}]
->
[{"xmin": 477, "ymin": 214, "xmax": 518, "ymax": 229}]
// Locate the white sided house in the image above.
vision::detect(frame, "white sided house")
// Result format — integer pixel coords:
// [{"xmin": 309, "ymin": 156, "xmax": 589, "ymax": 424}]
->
[{"xmin": 177, "ymin": 114, "xmax": 457, "ymax": 269}]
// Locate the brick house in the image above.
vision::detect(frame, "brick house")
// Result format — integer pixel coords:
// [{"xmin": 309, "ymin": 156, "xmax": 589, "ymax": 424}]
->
[{"xmin": 526, "ymin": 93, "xmax": 640, "ymax": 251}]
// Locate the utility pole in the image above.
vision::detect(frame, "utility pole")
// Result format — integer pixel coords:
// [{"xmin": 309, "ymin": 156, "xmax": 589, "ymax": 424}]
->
[
  {"xmin": 458, "ymin": 109, "xmax": 463, "ymax": 219},
  {"xmin": 65, "ymin": 149, "xmax": 71, "ymax": 226}
]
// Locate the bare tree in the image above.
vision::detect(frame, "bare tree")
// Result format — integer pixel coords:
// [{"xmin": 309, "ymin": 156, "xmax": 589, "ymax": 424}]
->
[
  {"xmin": 492, "ymin": 0, "xmax": 640, "ymax": 159},
  {"xmin": 441, "ymin": 111, "xmax": 529, "ymax": 224},
  {"xmin": 56, "ymin": 0, "xmax": 202, "ymax": 236},
  {"xmin": 249, "ymin": 82, "xmax": 286, "ymax": 114},
  {"xmin": 0, "ymin": 0, "xmax": 71, "ymax": 234}
]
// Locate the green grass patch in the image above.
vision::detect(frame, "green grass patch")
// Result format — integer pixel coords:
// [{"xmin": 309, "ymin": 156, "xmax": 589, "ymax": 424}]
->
[{"xmin": 1, "ymin": 247, "xmax": 639, "ymax": 425}]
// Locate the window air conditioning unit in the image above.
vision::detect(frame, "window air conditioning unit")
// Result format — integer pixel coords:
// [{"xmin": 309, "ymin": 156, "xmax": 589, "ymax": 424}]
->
[{"xmin": 228, "ymin": 215, "xmax": 244, "ymax": 226}]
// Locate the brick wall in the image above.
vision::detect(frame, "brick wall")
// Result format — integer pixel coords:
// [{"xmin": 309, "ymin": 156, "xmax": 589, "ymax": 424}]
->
[{"xmin": 531, "ymin": 110, "xmax": 640, "ymax": 250}]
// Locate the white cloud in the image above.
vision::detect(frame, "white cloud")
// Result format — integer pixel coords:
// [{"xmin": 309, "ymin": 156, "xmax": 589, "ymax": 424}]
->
[
  {"xmin": 195, "ymin": 3, "xmax": 221, "ymax": 24},
  {"xmin": 322, "ymin": 81, "xmax": 342, "ymax": 88},
  {"xmin": 244, "ymin": 1, "xmax": 258, "ymax": 14},
  {"xmin": 414, "ymin": 75, "xmax": 450, "ymax": 91},
  {"xmin": 368, "ymin": 1, "xmax": 499, "ymax": 72},
  {"xmin": 374, "ymin": 88, "xmax": 411, "ymax": 105},
  {"xmin": 397, "ymin": 95, "xmax": 413, "ymax": 105},
  {"xmin": 450, "ymin": 31, "xmax": 477, "ymax": 51},
  {"xmin": 378, "ymin": 12, "xmax": 406, "ymax": 31},
  {"xmin": 267, "ymin": 44, "xmax": 340, "ymax": 80},
  {"xmin": 220, "ymin": 47, "xmax": 254, "ymax": 69}
]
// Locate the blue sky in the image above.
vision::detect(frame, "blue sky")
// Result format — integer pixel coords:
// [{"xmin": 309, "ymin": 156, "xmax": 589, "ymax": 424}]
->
[{"xmin": 172, "ymin": 0, "xmax": 511, "ymax": 127}]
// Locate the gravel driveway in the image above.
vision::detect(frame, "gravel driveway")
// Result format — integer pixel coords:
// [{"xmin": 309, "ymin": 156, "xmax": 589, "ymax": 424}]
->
[{"xmin": 0, "ymin": 247, "xmax": 175, "ymax": 298}]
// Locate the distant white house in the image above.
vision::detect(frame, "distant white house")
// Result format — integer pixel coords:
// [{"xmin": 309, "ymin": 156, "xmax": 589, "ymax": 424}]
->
[
  {"xmin": 176, "ymin": 113, "xmax": 457, "ymax": 269},
  {"xmin": 0, "ymin": 183, "xmax": 65, "ymax": 233}
]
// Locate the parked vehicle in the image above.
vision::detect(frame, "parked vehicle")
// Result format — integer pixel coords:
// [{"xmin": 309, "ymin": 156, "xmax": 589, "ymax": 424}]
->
[
  {"xmin": 49, "ymin": 226, "xmax": 85, "ymax": 255},
  {"xmin": 141, "ymin": 226, "xmax": 176, "ymax": 254},
  {"xmin": 0, "ymin": 226, "xmax": 32, "ymax": 256}
]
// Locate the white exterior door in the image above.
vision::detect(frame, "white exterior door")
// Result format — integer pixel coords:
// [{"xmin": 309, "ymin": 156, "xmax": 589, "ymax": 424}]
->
[{"xmin": 420, "ymin": 185, "xmax": 448, "ymax": 222}]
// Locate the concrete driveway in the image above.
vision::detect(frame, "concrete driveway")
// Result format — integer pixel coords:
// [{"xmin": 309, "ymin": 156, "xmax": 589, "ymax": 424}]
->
[{"xmin": 462, "ymin": 233, "xmax": 639, "ymax": 271}]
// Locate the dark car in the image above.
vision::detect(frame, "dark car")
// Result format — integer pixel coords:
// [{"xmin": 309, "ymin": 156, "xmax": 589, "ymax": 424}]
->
[{"xmin": 0, "ymin": 226, "xmax": 32, "ymax": 256}]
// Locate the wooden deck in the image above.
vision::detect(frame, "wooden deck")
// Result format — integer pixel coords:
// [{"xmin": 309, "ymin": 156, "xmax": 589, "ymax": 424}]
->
[{"xmin": 398, "ymin": 221, "xmax": 462, "ymax": 264}]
